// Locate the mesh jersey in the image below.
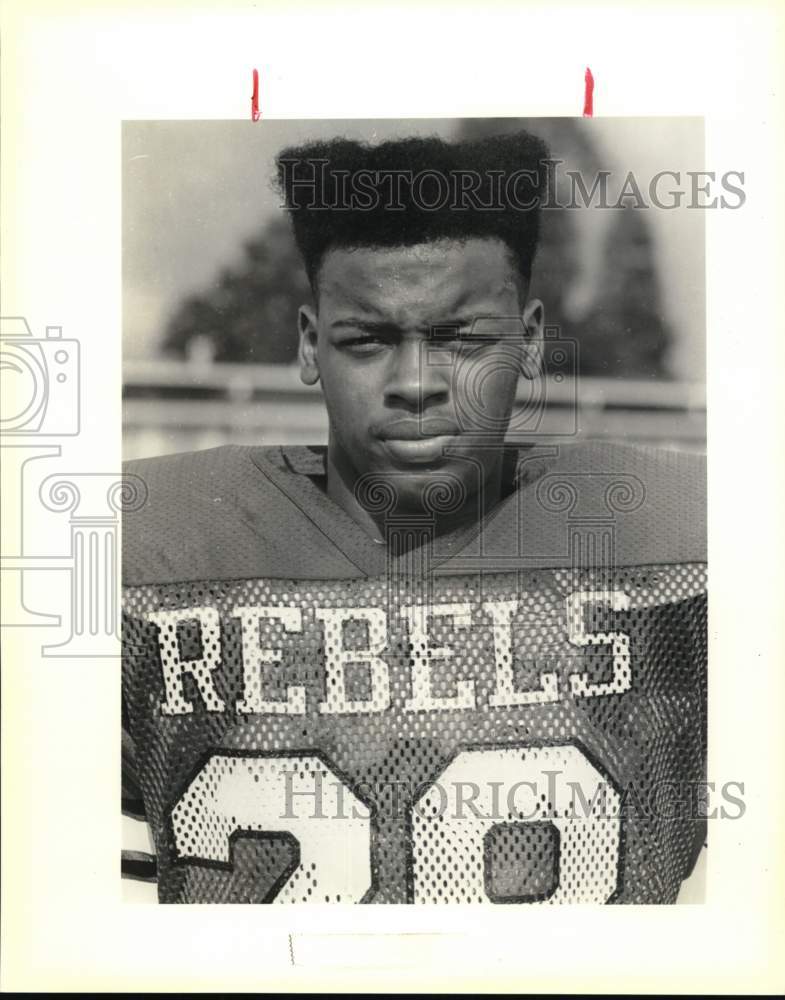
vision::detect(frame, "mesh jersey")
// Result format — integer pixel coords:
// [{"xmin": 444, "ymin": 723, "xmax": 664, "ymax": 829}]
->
[{"xmin": 122, "ymin": 440, "xmax": 707, "ymax": 904}]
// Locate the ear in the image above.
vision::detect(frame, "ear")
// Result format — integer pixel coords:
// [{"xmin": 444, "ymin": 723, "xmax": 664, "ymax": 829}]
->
[
  {"xmin": 519, "ymin": 297, "xmax": 544, "ymax": 380},
  {"xmin": 298, "ymin": 305, "xmax": 320, "ymax": 386}
]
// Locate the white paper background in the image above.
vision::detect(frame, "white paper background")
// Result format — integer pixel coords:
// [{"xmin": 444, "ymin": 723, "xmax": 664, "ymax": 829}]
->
[{"xmin": 2, "ymin": 0, "xmax": 784, "ymax": 992}]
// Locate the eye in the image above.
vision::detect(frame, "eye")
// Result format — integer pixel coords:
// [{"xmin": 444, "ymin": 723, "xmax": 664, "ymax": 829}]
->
[{"xmin": 341, "ymin": 335, "xmax": 388, "ymax": 354}]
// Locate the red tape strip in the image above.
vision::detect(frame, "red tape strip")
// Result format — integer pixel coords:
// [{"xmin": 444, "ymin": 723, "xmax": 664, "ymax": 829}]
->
[
  {"xmin": 583, "ymin": 67, "xmax": 594, "ymax": 117},
  {"xmin": 252, "ymin": 68, "xmax": 260, "ymax": 121}
]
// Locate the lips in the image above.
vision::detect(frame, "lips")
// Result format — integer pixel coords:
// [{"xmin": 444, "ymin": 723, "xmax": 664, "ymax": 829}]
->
[
  {"xmin": 381, "ymin": 435, "xmax": 456, "ymax": 465},
  {"xmin": 376, "ymin": 420, "xmax": 460, "ymax": 466},
  {"xmin": 377, "ymin": 419, "xmax": 460, "ymax": 441}
]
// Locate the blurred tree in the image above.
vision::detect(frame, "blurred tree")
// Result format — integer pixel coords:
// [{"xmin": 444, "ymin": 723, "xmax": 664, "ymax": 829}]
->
[{"xmin": 162, "ymin": 215, "xmax": 310, "ymax": 364}]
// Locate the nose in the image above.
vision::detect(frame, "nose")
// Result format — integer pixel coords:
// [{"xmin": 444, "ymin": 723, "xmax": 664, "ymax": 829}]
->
[{"xmin": 384, "ymin": 337, "xmax": 450, "ymax": 411}]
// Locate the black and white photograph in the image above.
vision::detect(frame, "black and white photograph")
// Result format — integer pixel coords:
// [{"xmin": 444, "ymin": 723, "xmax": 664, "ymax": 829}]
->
[
  {"xmin": 121, "ymin": 117, "xmax": 709, "ymax": 905},
  {"xmin": 3, "ymin": 1, "xmax": 784, "ymax": 991}
]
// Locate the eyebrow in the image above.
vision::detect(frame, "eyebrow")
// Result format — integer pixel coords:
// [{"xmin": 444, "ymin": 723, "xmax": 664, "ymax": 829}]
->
[
  {"xmin": 329, "ymin": 319, "xmax": 399, "ymax": 332},
  {"xmin": 329, "ymin": 316, "xmax": 481, "ymax": 333}
]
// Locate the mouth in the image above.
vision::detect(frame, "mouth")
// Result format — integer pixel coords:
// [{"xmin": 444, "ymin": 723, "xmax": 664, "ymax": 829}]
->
[{"xmin": 380, "ymin": 434, "xmax": 457, "ymax": 465}]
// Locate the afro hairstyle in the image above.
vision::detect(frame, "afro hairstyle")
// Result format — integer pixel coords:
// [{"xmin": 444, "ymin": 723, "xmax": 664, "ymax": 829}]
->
[{"xmin": 275, "ymin": 130, "xmax": 550, "ymax": 297}]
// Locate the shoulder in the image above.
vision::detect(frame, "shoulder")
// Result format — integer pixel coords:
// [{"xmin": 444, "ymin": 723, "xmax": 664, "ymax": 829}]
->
[
  {"xmin": 468, "ymin": 440, "xmax": 706, "ymax": 569},
  {"xmin": 123, "ymin": 444, "xmax": 257, "ymax": 493},
  {"xmin": 517, "ymin": 439, "xmax": 705, "ymax": 500},
  {"xmin": 122, "ymin": 444, "xmax": 277, "ymax": 522},
  {"xmin": 122, "ymin": 445, "xmax": 317, "ymax": 586}
]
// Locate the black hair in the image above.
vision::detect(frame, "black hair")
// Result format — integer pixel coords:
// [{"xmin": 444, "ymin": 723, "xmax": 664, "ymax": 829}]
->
[{"xmin": 276, "ymin": 130, "xmax": 550, "ymax": 296}]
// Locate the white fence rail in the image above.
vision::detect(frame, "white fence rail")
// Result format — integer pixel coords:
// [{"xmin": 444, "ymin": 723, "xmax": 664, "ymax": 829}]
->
[{"xmin": 123, "ymin": 359, "xmax": 706, "ymax": 460}]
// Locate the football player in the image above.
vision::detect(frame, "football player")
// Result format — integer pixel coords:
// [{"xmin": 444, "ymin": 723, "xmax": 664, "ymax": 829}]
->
[{"xmin": 122, "ymin": 130, "xmax": 707, "ymax": 903}]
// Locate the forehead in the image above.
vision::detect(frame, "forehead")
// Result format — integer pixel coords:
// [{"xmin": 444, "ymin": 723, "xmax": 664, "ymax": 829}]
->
[{"xmin": 316, "ymin": 238, "xmax": 521, "ymax": 318}]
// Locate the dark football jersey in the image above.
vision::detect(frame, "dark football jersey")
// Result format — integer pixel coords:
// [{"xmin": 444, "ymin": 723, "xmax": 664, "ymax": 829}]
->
[{"xmin": 121, "ymin": 441, "xmax": 707, "ymax": 904}]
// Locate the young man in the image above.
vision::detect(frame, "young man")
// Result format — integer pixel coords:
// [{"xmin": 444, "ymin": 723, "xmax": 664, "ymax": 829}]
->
[{"xmin": 122, "ymin": 131, "xmax": 707, "ymax": 903}]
